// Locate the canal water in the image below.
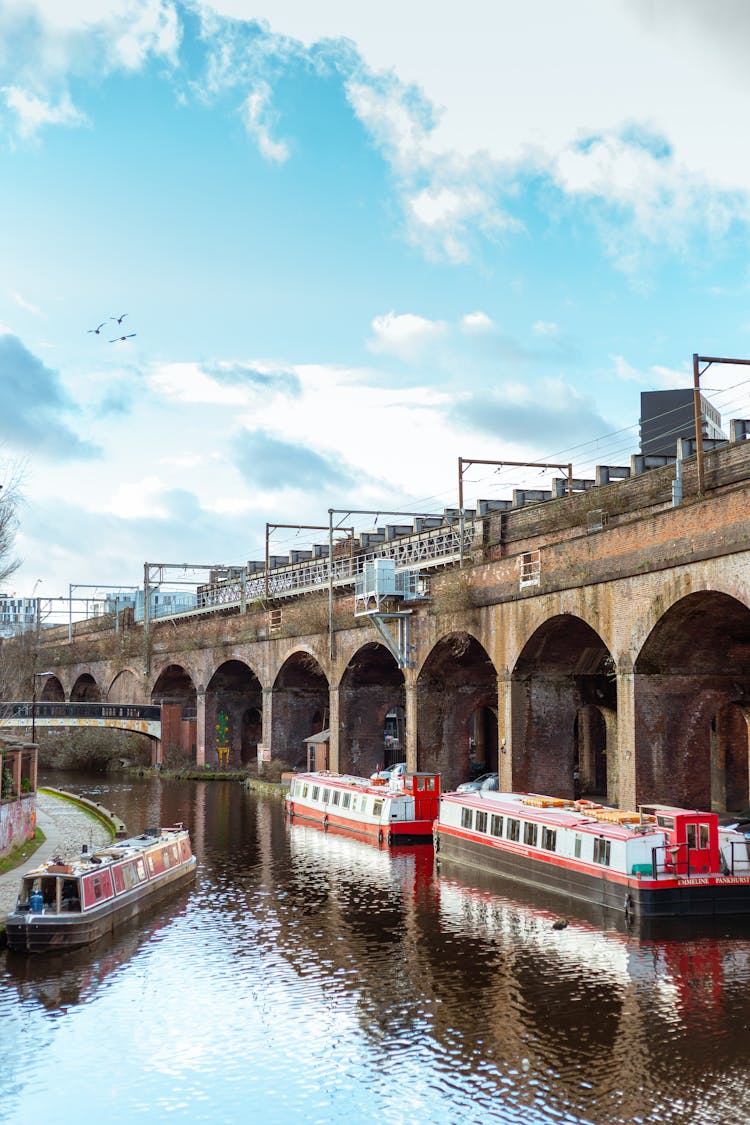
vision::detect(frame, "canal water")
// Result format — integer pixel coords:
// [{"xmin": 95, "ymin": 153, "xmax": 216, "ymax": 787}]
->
[{"xmin": 2, "ymin": 773, "xmax": 750, "ymax": 1125}]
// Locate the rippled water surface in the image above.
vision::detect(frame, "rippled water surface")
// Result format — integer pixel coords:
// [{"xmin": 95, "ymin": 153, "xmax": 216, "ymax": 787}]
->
[{"xmin": 2, "ymin": 773, "xmax": 750, "ymax": 1124}]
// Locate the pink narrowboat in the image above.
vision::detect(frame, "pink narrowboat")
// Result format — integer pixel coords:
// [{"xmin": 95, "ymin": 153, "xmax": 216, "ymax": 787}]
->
[
  {"xmin": 286, "ymin": 770, "xmax": 440, "ymax": 844},
  {"xmin": 5, "ymin": 825, "xmax": 197, "ymax": 953},
  {"xmin": 435, "ymin": 791, "xmax": 750, "ymax": 920}
]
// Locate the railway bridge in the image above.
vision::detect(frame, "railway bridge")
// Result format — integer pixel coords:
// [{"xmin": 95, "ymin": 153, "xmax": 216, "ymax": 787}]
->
[{"xmin": 27, "ymin": 437, "xmax": 750, "ymax": 813}]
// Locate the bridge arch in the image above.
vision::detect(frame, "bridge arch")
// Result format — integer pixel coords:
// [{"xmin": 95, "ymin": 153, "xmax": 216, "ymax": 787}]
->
[
  {"xmin": 417, "ymin": 631, "xmax": 497, "ymax": 790},
  {"xmin": 338, "ymin": 642, "xmax": 404, "ymax": 778},
  {"xmin": 206, "ymin": 659, "xmax": 263, "ymax": 767},
  {"xmin": 511, "ymin": 613, "xmax": 614, "ymax": 801},
  {"xmin": 70, "ymin": 673, "xmax": 101, "ymax": 702},
  {"xmin": 272, "ymin": 649, "xmax": 329, "ymax": 770},
  {"xmin": 634, "ymin": 590, "xmax": 750, "ymax": 810}
]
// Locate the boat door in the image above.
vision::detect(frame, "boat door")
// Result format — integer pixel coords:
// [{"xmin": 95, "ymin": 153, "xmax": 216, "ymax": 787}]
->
[{"xmin": 684, "ymin": 817, "xmax": 716, "ymax": 875}]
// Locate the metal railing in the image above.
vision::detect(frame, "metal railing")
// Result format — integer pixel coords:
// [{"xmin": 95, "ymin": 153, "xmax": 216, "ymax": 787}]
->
[{"xmin": 196, "ymin": 521, "xmax": 474, "ymax": 611}]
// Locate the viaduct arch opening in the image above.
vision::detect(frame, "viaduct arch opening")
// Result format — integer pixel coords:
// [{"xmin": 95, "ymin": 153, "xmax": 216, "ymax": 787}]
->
[
  {"xmin": 71, "ymin": 674, "xmax": 101, "ymax": 702},
  {"xmin": 512, "ymin": 615, "xmax": 615, "ymax": 801},
  {"xmin": 206, "ymin": 660, "xmax": 263, "ymax": 768},
  {"xmin": 151, "ymin": 663, "xmax": 197, "ymax": 765},
  {"xmin": 272, "ymin": 651, "xmax": 329, "ymax": 770},
  {"xmin": 338, "ymin": 643, "xmax": 405, "ymax": 778},
  {"xmin": 39, "ymin": 675, "xmax": 64, "ymax": 702},
  {"xmin": 634, "ymin": 591, "xmax": 750, "ymax": 811},
  {"xmin": 417, "ymin": 632, "xmax": 498, "ymax": 791},
  {"xmin": 108, "ymin": 669, "xmax": 141, "ymax": 705}
]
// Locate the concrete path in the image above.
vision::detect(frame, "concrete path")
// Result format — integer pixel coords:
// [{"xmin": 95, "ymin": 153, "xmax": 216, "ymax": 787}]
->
[{"xmin": 0, "ymin": 791, "xmax": 112, "ymax": 921}]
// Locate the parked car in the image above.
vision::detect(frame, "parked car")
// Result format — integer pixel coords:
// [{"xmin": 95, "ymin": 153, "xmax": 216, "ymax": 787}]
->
[
  {"xmin": 456, "ymin": 772, "xmax": 499, "ymax": 792},
  {"xmin": 370, "ymin": 762, "xmax": 407, "ymax": 783}
]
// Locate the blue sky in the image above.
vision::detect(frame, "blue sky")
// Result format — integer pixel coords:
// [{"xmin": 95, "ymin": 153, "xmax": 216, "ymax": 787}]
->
[{"xmin": 3, "ymin": 0, "xmax": 750, "ymax": 607}]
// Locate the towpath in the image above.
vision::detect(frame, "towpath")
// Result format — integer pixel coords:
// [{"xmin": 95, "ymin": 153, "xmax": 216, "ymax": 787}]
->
[{"xmin": 0, "ymin": 791, "xmax": 111, "ymax": 922}]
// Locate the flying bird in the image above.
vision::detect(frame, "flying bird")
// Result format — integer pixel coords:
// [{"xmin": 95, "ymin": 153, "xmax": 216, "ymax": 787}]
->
[
  {"xmin": 111, "ymin": 313, "xmax": 128, "ymax": 325},
  {"xmin": 88, "ymin": 323, "xmax": 106, "ymax": 335},
  {"xmin": 110, "ymin": 333, "xmax": 136, "ymax": 343}
]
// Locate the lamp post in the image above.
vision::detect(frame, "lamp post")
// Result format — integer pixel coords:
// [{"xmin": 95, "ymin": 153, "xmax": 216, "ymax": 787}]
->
[{"xmin": 31, "ymin": 671, "xmax": 53, "ymax": 744}]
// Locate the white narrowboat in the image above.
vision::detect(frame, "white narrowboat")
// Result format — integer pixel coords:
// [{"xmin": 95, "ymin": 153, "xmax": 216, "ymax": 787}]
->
[
  {"xmin": 286, "ymin": 770, "xmax": 440, "ymax": 844},
  {"xmin": 435, "ymin": 791, "xmax": 750, "ymax": 919}
]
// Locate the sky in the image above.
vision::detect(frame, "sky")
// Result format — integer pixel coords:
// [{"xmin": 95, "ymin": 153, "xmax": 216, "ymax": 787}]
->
[{"xmin": 3, "ymin": 0, "xmax": 750, "ymax": 611}]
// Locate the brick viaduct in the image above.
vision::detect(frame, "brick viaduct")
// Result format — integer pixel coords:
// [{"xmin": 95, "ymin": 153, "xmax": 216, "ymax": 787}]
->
[{"xmin": 34, "ymin": 440, "xmax": 750, "ymax": 814}]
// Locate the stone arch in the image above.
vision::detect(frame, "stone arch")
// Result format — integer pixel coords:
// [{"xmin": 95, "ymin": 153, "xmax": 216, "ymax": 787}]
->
[
  {"xmin": 70, "ymin": 673, "xmax": 101, "ymax": 702},
  {"xmin": 38, "ymin": 674, "xmax": 64, "ymax": 702},
  {"xmin": 206, "ymin": 659, "xmax": 263, "ymax": 767},
  {"xmin": 338, "ymin": 642, "xmax": 405, "ymax": 777},
  {"xmin": 151, "ymin": 663, "xmax": 198, "ymax": 764},
  {"xmin": 108, "ymin": 668, "xmax": 141, "ymax": 704},
  {"xmin": 273, "ymin": 649, "xmax": 329, "ymax": 770},
  {"xmin": 417, "ymin": 631, "xmax": 498, "ymax": 791},
  {"xmin": 634, "ymin": 591, "xmax": 750, "ymax": 810},
  {"xmin": 512, "ymin": 614, "xmax": 615, "ymax": 801}
]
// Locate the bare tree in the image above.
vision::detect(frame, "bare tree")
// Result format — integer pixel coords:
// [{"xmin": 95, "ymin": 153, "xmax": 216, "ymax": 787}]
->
[
  {"xmin": 0, "ymin": 459, "xmax": 22, "ymax": 588},
  {"xmin": 0, "ymin": 462, "xmax": 28, "ymax": 708}
]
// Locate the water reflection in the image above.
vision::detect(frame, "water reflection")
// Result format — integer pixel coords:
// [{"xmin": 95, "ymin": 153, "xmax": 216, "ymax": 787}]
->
[{"xmin": 1, "ymin": 773, "xmax": 749, "ymax": 1124}]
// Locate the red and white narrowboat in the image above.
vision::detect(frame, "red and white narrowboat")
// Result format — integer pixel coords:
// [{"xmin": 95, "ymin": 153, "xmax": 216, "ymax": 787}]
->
[
  {"xmin": 286, "ymin": 770, "xmax": 440, "ymax": 844},
  {"xmin": 5, "ymin": 825, "xmax": 197, "ymax": 953},
  {"xmin": 434, "ymin": 791, "xmax": 750, "ymax": 920}
]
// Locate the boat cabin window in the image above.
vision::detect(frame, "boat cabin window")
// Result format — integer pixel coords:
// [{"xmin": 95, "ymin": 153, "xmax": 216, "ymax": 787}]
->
[
  {"xmin": 92, "ymin": 875, "xmax": 105, "ymax": 900},
  {"xmin": 341, "ymin": 793, "xmax": 351, "ymax": 809},
  {"xmin": 311, "ymin": 785, "xmax": 320, "ymax": 801},
  {"xmin": 350, "ymin": 796, "xmax": 358, "ymax": 812},
  {"xmin": 302, "ymin": 784, "xmax": 309, "ymax": 799},
  {"xmin": 373, "ymin": 800, "xmax": 384, "ymax": 818},
  {"xmin": 541, "ymin": 827, "xmax": 557, "ymax": 852},
  {"xmin": 593, "ymin": 838, "xmax": 611, "ymax": 866},
  {"xmin": 331, "ymin": 790, "xmax": 341, "ymax": 807},
  {"xmin": 322, "ymin": 788, "xmax": 331, "ymax": 804},
  {"xmin": 574, "ymin": 835, "xmax": 582, "ymax": 859},
  {"xmin": 476, "ymin": 811, "xmax": 488, "ymax": 834},
  {"xmin": 136, "ymin": 859, "xmax": 146, "ymax": 882},
  {"xmin": 507, "ymin": 818, "xmax": 520, "ymax": 842},
  {"xmin": 686, "ymin": 823, "xmax": 712, "ymax": 849},
  {"xmin": 461, "ymin": 807, "xmax": 473, "ymax": 830},
  {"xmin": 523, "ymin": 822, "xmax": 538, "ymax": 847},
  {"xmin": 490, "ymin": 815, "xmax": 504, "ymax": 837},
  {"xmin": 656, "ymin": 814, "xmax": 675, "ymax": 830}
]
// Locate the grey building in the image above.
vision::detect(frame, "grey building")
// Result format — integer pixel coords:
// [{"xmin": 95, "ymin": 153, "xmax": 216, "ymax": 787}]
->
[{"xmin": 640, "ymin": 389, "xmax": 726, "ymax": 458}]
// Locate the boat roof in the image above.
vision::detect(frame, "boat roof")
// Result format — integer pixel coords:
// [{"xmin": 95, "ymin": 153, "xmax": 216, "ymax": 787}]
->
[
  {"xmin": 22, "ymin": 825, "xmax": 189, "ymax": 879},
  {"xmin": 294, "ymin": 770, "xmax": 411, "ymax": 798},
  {"xmin": 441, "ymin": 790, "xmax": 663, "ymax": 841}
]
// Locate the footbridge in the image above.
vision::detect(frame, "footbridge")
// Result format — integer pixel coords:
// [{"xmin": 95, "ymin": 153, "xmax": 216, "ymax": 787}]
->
[{"xmin": 0, "ymin": 703, "xmax": 161, "ymax": 740}]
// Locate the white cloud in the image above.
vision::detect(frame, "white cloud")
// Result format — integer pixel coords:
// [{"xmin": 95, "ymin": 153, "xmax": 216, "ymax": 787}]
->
[
  {"xmin": 147, "ymin": 360, "xmax": 290, "ymax": 405},
  {"xmin": 611, "ymin": 354, "xmax": 687, "ymax": 388},
  {"xmin": 11, "ymin": 292, "xmax": 43, "ymax": 316},
  {"xmin": 205, "ymin": 2, "xmax": 750, "ymax": 260},
  {"xmin": 532, "ymin": 321, "xmax": 558, "ymax": 336},
  {"xmin": 242, "ymin": 81, "xmax": 290, "ymax": 163},
  {"xmin": 2, "ymin": 86, "xmax": 87, "ymax": 138},
  {"xmin": 367, "ymin": 310, "xmax": 447, "ymax": 360},
  {"xmin": 104, "ymin": 474, "xmax": 170, "ymax": 518},
  {"xmin": 462, "ymin": 311, "xmax": 494, "ymax": 333}
]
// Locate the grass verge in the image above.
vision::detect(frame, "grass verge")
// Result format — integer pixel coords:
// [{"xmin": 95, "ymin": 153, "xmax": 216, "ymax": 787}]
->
[{"xmin": 0, "ymin": 828, "xmax": 46, "ymax": 876}]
